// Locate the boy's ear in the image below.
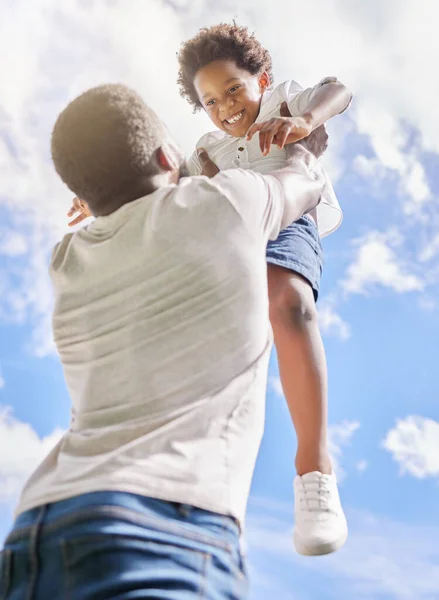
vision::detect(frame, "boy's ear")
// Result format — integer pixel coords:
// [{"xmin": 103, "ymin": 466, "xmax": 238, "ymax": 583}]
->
[{"xmin": 258, "ymin": 71, "xmax": 270, "ymax": 92}]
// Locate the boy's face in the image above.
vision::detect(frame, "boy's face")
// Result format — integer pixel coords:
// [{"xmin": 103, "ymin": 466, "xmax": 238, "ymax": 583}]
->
[{"xmin": 194, "ymin": 60, "xmax": 268, "ymax": 138}]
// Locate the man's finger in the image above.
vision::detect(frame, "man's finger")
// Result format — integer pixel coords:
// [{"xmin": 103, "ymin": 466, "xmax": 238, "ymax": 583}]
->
[
  {"xmin": 279, "ymin": 101, "xmax": 292, "ymax": 118},
  {"xmin": 197, "ymin": 147, "xmax": 210, "ymax": 163},
  {"xmin": 299, "ymin": 124, "xmax": 329, "ymax": 158},
  {"xmin": 68, "ymin": 213, "xmax": 88, "ymax": 227},
  {"xmin": 67, "ymin": 197, "xmax": 82, "ymax": 217},
  {"xmin": 197, "ymin": 148, "xmax": 219, "ymax": 178}
]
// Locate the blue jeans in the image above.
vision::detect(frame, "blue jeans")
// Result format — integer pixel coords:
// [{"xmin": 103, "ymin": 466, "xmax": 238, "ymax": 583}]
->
[
  {"xmin": 0, "ymin": 491, "xmax": 248, "ymax": 600},
  {"xmin": 266, "ymin": 214, "xmax": 323, "ymax": 301}
]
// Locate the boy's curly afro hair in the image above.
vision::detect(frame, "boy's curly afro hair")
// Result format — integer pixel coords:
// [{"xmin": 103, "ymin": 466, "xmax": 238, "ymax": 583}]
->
[{"xmin": 177, "ymin": 22, "xmax": 273, "ymax": 111}]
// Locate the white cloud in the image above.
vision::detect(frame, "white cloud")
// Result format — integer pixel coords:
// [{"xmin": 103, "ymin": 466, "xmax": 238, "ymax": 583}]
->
[
  {"xmin": 0, "ymin": 0, "xmax": 209, "ymax": 355},
  {"xmin": 419, "ymin": 233, "xmax": 439, "ymax": 263},
  {"xmin": 383, "ymin": 416, "xmax": 439, "ymax": 479},
  {"xmin": 269, "ymin": 376, "xmax": 284, "ymax": 397},
  {"xmin": 0, "ymin": 231, "xmax": 28, "ymax": 257},
  {"xmin": 328, "ymin": 420, "xmax": 360, "ymax": 480},
  {"xmin": 356, "ymin": 459, "xmax": 368, "ymax": 474},
  {"xmin": 418, "ymin": 295, "xmax": 437, "ymax": 312},
  {"xmin": 318, "ymin": 302, "xmax": 351, "ymax": 340},
  {"xmin": 354, "ymin": 106, "xmax": 431, "ymax": 211},
  {"xmin": 353, "ymin": 154, "xmax": 387, "ymax": 180},
  {"xmin": 270, "ymin": 377, "xmax": 359, "ymax": 479},
  {"xmin": 0, "ymin": 405, "xmax": 64, "ymax": 505},
  {"xmin": 342, "ymin": 230, "xmax": 423, "ymax": 296},
  {"xmin": 402, "ymin": 161, "xmax": 431, "ymax": 212},
  {"xmin": 246, "ymin": 500, "xmax": 439, "ymax": 600}
]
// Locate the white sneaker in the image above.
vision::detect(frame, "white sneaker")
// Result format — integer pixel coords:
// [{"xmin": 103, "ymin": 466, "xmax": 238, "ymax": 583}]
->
[{"xmin": 293, "ymin": 471, "xmax": 348, "ymax": 556}]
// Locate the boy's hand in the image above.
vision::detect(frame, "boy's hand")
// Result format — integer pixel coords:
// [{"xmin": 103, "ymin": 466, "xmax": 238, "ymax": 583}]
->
[
  {"xmin": 246, "ymin": 101, "xmax": 314, "ymax": 156},
  {"xmin": 197, "ymin": 148, "xmax": 220, "ymax": 178},
  {"xmin": 67, "ymin": 197, "xmax": 92, "ymax": 227}
]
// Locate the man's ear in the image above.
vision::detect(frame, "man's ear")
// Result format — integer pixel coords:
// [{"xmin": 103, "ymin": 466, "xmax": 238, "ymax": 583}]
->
[
  {"xmin": 156, "ymin": 147, "xmax": 174, "ymax": 172},
  {"xmin": 258, "ymin": 71, "xmax": 270, "ymax": 93},
  {"xmin": 156, "ymin": 142, "xmax": 180, "ymax": 173}
]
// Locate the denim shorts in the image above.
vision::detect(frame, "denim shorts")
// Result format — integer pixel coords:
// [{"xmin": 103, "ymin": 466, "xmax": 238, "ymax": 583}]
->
[
  {"xmin": 0, "ymin": 491, "xmax": 248, "ymax": 600},
  {"xmin": 266, "ymin": 214, "xmax": 324, "ymax": 300}
]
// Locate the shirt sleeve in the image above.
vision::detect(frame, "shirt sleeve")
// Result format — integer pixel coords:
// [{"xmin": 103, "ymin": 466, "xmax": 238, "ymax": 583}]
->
[
  {"xmin": 212, "ymin": 169, "xmax": 285, "ymax": 242},
  {"xmin": 286, "ymin": 76, "xmax": 339, "ymax": 116}
]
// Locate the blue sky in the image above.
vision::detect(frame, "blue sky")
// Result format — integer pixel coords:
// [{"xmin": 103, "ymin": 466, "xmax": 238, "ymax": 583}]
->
[{"xmin": 1, "ymin": 1, "xmax": 439, "ymax": 599}]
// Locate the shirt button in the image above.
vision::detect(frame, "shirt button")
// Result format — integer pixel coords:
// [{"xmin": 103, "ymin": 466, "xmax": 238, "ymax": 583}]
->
[{"xmin": 238, "ymin": 147, "xmax": 244, "ymax": 152}]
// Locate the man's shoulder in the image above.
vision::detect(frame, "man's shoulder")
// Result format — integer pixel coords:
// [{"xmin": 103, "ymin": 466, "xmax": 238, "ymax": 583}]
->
[
  {"xmin": 50, "ymin": 231, "xmax": 75, "ymax": 275},
  {"xmin": 181, "ymin": 169, "xmax": 269, "ymax": 199},
  {"xmin": 195, "ymin": 129, "xmax": 233, "ymax": 151}
]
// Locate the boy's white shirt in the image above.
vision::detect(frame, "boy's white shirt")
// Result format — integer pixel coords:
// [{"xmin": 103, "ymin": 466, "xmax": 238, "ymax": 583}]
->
[{"xmin": 188, "ymin": 78, "xmax": 344, "ymax": 238}]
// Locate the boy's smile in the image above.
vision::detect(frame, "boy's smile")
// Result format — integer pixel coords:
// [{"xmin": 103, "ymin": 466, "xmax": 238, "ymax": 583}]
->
[{"xmin": 194, "ymin": 60, "xmax": 269, "ymax": 138}]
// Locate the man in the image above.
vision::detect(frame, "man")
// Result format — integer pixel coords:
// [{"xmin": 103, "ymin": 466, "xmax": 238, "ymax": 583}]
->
[{"xmin": 0, "ymin": 83, "xmax": 324, "ymax": 599}]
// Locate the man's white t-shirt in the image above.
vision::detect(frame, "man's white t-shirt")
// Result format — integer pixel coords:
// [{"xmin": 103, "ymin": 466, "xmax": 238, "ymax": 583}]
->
[
  {"xmin": 16, "ymin": 170, "xmax": 285, "ymax": 527},
  {"xmin": 188, "ymin": 78, "xmax": 347, "ymax": 238}
]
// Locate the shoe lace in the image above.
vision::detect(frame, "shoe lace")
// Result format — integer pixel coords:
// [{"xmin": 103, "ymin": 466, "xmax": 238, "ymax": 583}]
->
[{"xmin": 298, "ymin": 476, "xmax": 332, "ymax": 513}]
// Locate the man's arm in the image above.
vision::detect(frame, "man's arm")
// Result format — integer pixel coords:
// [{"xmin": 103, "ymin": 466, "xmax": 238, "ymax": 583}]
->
[
  {"xmin": 208, "ymin": 141, "xmax": 324, "ymax": 242},
  {"xmin": 268, "ymin": 143, "xmax": 325, "ymax": 230}
]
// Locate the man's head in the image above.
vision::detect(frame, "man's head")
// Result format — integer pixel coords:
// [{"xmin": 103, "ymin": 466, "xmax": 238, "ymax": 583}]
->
[
  {"xmin": 177, "ymin": 23, "xmax": 273, "ymax": 138},
  {"xmin": 51, "ymin": 84, "xmax": 187, "ymax": 216}
]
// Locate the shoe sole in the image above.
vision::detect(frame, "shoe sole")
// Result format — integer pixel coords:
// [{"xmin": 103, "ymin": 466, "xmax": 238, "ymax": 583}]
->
[{"xmin": 293, "ymin": 526, "xmax": 348, "ymax": 557}]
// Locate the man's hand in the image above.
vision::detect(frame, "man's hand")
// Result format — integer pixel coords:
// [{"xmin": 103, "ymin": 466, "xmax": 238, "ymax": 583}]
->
[
  {"xmin": 197, "ymin": 148, "xmax": 220, "ymax": 178},
  {"xmin": 67, "ymin": 197, "xmax": 92, "ymax": 227},
  {"xmin": 246, "ymin": 102, "xmax": 314, "ymax": 156}
]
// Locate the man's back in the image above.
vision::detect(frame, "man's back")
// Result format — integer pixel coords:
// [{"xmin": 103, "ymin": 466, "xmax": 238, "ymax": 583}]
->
[{"xmin": 16, "ymin": 170, "xmax": 284, "ymax": 524}]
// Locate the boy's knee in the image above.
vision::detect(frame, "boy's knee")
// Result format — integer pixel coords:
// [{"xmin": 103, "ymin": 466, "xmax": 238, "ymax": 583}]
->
[{"xmin": 268, "ymin": 266, "xmax": 317, "ymax": 330}]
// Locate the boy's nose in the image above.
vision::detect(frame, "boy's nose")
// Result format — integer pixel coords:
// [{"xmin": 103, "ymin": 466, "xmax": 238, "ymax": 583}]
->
[{"xmin": 219, "ymin": 99, "xmax": 235, "ymax": 115}]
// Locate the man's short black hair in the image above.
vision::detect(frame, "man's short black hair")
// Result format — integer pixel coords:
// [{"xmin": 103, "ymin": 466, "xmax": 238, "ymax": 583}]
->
[
  {"xmin": 177, "ymin": 22, "xmax": 273, "ymax": 111},
  {"xmin": 51, "ymin": 84, "xmax": 166, "ymax": 214}
]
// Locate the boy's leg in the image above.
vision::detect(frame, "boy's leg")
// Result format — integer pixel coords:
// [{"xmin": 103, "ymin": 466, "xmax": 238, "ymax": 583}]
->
[
  {"xmin": 266, "ymin": 215, "xmax": 347, "ymax": 556},
  {"xmin": 267, "ymin": 264, "xmax": 331, "ymax": 476}
]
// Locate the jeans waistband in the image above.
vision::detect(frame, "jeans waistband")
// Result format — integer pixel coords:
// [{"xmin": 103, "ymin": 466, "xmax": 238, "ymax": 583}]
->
[{"xmin": 6, "ymin": 492, "xmax": 240, "ymax": 554}]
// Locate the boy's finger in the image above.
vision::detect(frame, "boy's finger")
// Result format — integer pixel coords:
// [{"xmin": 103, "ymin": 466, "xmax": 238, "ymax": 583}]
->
[
  {"xmin": 264, "ymin": 128, "xmax": 277, "ymax": 155},
  {"xmin": 259, "ymin": 131, "xmax": 266, "ymax": 155},
  {"xmin": 246, "ymin": 123, "xmax": 262, "ymax": 141},
  {"xmin": 276, "ymin": 124, "xmax": 291, "ymax": 150},
  {"xmin": 260, "ymin": 122, "xmax": 276, "ymax": 155}
]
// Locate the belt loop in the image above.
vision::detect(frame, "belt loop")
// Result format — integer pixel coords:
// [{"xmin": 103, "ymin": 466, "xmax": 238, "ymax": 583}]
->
[{"xmin": 26, "ymin": 505, "xmax": 47, "ymax": 600}]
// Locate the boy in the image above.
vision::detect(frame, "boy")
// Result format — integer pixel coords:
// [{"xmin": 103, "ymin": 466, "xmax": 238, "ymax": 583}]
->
[{"xmin": 177, "ymin": 22, "xmax": 352, "ymax": 556}]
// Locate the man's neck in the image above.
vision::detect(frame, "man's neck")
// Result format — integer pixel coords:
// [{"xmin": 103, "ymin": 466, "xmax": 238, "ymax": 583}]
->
[{"xmin": 93, "ymin": 174, "xmax": 173, "ymax": 217}]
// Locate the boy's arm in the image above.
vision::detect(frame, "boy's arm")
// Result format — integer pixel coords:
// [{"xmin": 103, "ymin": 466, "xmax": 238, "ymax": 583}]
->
[
  {"xmin": 296, "ymin": 77, "xmax": 352, "ymax": 131},
  {"xmin": 247, "ymin": 78, "xmax": 352, "ymax": 156}
]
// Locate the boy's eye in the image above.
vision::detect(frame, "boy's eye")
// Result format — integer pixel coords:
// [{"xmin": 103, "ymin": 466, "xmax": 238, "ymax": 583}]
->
[
  {"xmin": 205, "ymin": 99, "xmax": 215, "ymax": 107},
  {"xmin": 229, "ymin": 85, "xmax": 240, "ymax": 93}
]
